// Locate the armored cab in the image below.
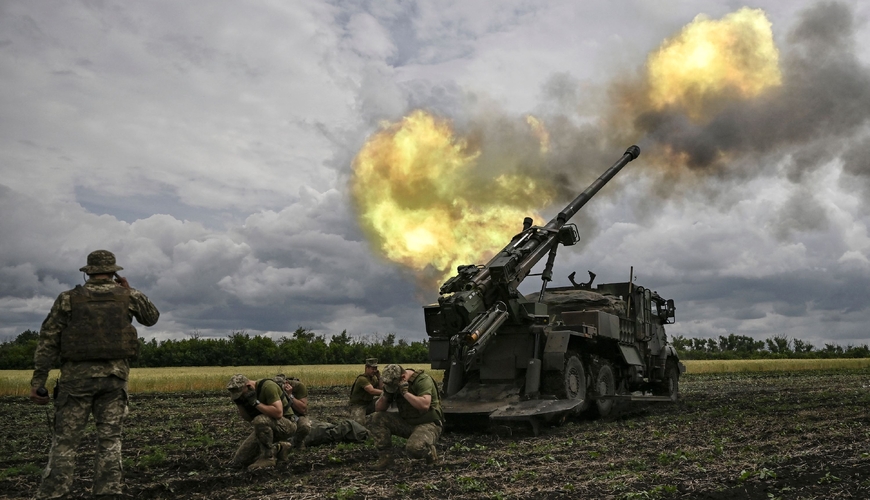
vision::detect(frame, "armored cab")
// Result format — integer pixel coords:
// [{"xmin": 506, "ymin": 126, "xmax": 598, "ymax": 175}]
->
[{"xmin": 536, "ymin": 277, "xmax": 683, "ymax": 417}]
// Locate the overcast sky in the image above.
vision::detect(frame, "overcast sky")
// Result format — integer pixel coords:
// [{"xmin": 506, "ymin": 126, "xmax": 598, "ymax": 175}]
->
[{"xmin": 2, "ymin": 0, "xmax": 869, "ymax": 350}]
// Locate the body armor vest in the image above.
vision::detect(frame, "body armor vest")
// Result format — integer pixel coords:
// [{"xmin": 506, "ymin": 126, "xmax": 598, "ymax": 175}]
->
[{"xmin": 60, "ymin": 285, "xmax": 139, "ymax": 362}]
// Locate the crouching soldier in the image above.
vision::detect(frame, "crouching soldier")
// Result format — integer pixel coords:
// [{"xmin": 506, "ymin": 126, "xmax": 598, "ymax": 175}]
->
[
  {"xmin": 348, "ymin": 358, "xmax": 382, "ymax": 425},
  {"xmin": 275, "ymin": 374, "xmax": 311, "ymax": 449},
  {"xmin": 227, "ymin": 374, "xmax": 299, "ymax": 470},
  {"xmin": 368, "ymin": 364, "xmax": 444, "ymax": 470}
]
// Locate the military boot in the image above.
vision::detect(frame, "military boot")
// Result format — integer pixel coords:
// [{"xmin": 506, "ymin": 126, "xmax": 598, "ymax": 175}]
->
[
  {"xmin": 276, "ymin": 441, "xmax": 292, "ymax": 462},
  {"xmin": 248, "ymin": 456, "xmax": 276, "ymax": 470},
  {"xmin": 248, "ymin": 444, "xmax": 278, "ymax": 470},
  {"xmin": 371, "ymin": 450, "xmax": 394, "ymax": 471},
  {"xmin": 425, "ymin": 444, "xmax": 439, "ymax": 465}
]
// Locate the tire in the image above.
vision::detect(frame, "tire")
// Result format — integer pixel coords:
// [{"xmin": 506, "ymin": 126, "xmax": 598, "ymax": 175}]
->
[
  {"xmin": 592, "ymin": 361, "xmax": 616, "ymax": 418},
  {"xmin": 654, "ymin": 359, "xmax": 680, "ymax": 402},
  {"xmin": 544, "ymin": 352, "xmax": 589, "ymax": 414}
]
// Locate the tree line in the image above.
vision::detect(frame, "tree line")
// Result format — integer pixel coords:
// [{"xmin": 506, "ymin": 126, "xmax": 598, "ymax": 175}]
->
[
  {"xmin": 0, "ymin": 328, "xmax": 430, "ymax": 370},
  {"xmin": 671, "ymin": 333, "xmax": 870, "ymax": 360},
  {"xmin": 2, "ymin": 329, "xmax": 868, "ymax": 370}
]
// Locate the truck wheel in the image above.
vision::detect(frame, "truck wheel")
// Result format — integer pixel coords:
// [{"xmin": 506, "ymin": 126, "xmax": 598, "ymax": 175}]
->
[
  {"xmin": 563, "ymin": 354, "xmax": 587, "ymax": 414},
  {"xmin": 545, "ymin": 352, "xmax": 588, "ymax": 414},
  {"xmin": 592, "ymin": 361, "xmax": 616, "ymax": 418},
  {"xmin": 654, "ymin": 359, "xmax": 680, "ymax": 402}
]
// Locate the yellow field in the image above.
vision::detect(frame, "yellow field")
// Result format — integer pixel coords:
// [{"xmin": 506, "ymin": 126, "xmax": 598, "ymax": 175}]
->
[
  {"xmin": 0, "ymin": 358, "xmax": 867, "ymax": 396},
  {"xmin": 684, "ymin": 358, "xmax": 870, "ymax": 373},
  {"xmin": 0, "ymin": 364, "xmax": 439, "ymax": 397}
]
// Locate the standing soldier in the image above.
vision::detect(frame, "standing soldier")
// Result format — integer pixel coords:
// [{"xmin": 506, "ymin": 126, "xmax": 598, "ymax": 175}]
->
[
  {"xmin": 29, "ymin": 250, "xmax": 159, "ymax": 499},
  {"xmin": 368, "ymin": 364, "xmax": 444, "ymax": 470},
  {"xmin": 348, "ymin": 358, "xmax": 382, "ymax": 425}
]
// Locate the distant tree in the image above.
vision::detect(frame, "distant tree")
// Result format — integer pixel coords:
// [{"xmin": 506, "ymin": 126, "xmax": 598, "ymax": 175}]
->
[
  {"xmin": 844, "ymin": 344, "xmax": 870, "ymax": 358},
  {"xmin": 0, "ymin": 329, "xmax": 40, "ymax": 369},
  {"xmin": 792, "ymin": 338, "xmax": 814, "ymax": 354},
  {"xmin": 765, "ymin": 335, "xmax": 791, "ymax": 355},
  {"xmin": 822, "ymin": 343, "xmax": 844, "ymax": 357},
  {"xmin": 670, "ymin": 335, "xmax": 690, "ymax": 353},
  {"xmin": 331, "ymin": 330, "xmax": 351, "ymax": 346},
  {"xmin": 292, "ymin": 327, "xmax": 316, "ymax": 342}
]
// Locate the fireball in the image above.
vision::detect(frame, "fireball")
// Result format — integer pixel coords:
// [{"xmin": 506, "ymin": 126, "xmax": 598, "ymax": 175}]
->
[
  {"xmin": 646, "ymin": 7, "xmax": 781, "ymax": 121},
  {"xmin": 351, "ymin": 110, "xmax": 552, "ymax": 286}
]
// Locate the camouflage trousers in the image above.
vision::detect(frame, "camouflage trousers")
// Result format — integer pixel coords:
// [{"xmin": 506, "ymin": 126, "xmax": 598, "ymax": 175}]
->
[
  {"xmin": 231, "ymin": 415, "xmax": 311, "ymax": 467},
  {"xmin": 304, "ymin": 419, "xmax": 368, "ymax": 447},
  {"xmin": 348, "ymin": 401, "xmax": 375, "ymax": 426},
  {"xmin": 368, "ymin": 411, "xmax": 441, "ymax": 460},
  {"xmin": 37, "ymin": 375, "xmax": 128, "ymax": 500}
]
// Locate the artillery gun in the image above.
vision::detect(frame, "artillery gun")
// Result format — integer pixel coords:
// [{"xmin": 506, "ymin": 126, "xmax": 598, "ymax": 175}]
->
[{"xmin": 424, "ymin": 146, "xmax": 684, "ymax": 434}]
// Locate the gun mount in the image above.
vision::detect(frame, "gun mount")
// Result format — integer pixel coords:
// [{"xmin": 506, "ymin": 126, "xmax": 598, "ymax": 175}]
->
[{"xmin": 425, "ymin": 145, "xmax": 684, "ymax": 434}]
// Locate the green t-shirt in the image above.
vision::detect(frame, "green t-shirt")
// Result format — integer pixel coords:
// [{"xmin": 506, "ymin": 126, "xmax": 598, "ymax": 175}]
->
[
  {"xmin": 349, "ymin": 374, "xmax": 376, "ymax": 406},
  {"xmin": 287, "ymin": 380, "xmax": 308, "ymax": 416},
  {"xmin": 256, "ymin": 379, "xmax": 309, "ymax": 417},
  {"xmin": 396, "ymin": 370, "xmax": 443, "ymax": 425},
  {"xmin": 256, "ymin": 379, "xmax": 287, "ymax": 411}
]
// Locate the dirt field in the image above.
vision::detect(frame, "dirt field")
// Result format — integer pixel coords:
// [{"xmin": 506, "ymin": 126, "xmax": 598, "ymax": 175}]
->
[{"xmin": 2, "ymin": 369, "xmax": 869, "ymax": 499}]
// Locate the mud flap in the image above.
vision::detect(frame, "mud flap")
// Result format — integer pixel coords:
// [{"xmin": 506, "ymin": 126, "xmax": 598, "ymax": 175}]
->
[
  {"xmin": 489, "ymin": 398, "xmax": 585, "ymax": 420},
  {"xmin": 489, "ymin": 398, "xmax": 585, "ymax": 435}
]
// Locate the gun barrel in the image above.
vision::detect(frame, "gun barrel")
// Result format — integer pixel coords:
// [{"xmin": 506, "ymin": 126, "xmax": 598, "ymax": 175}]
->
[
  {"xmin": 511, "ymin": 145, "xmax": 640, "ymax": 277},
  {"xmin": 549, "ymin": 145, "xmax": 640, "ymax": 229}
]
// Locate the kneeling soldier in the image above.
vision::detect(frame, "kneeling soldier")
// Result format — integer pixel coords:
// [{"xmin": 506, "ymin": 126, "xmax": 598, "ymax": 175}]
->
[
  {"xmin": 369, "ymin": 364, "xmax": 444, "ymax": 470},
  {"xmin": 275, "ymin": 374, "xmax": 311, "ymax": 449},
  {"xmin": 227, "ymin": 374, "xmax": 298, "ymax": 470}
]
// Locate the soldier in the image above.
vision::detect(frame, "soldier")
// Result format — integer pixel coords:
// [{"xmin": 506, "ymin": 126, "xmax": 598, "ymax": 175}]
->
[
  {"xmin": 29, "ymin": 250, "xmax": 160, "ymax": 499},
  {"xmin": 276, "ymin": 374, "xmax": 311, "ymax": 449},
  {"xmin": 227, "ymin": 374, "xmax": 308, "ymax": 469},
  {"xmin": 302, "ymin": 418, "xmax": 368, "ymax": 447},
  {"xmin": 368, "ymin": 364, "xmax": 444, "ymax": 470},
  {"xmin": 348, "ymin": 358, "xmax": 382, "ymax": 425}
]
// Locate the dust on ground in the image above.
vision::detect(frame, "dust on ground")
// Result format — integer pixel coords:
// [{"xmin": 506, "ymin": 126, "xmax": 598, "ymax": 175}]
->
[{"xmin": 1, "ymin": 369, "xmax": 869, "ymax": 499}]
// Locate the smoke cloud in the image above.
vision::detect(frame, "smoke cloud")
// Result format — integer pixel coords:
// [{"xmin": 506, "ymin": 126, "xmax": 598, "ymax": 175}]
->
[
  {"xmin": 473, "ymin": 2, "xmax": 870, "ymax": 209},
  {"xmin": 350, "ymin": 2, "xmax": 870, "ymax": 291},
  {"xmin": 632, "ymin": 2, "xmax": 870, "ymax": 176}
]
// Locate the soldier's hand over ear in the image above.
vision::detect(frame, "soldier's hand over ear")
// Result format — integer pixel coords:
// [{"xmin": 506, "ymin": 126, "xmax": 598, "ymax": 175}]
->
[
  {"xmin": 114, "ymin": 274, "xmax": 130, "ymax": 289},
  {"xmin": 242, "ymin": 389, "xmax": 258, "ymax": 407},
  {"xmin": 398, "ymin": 381, "xmax": 409, "ymax": 396}
]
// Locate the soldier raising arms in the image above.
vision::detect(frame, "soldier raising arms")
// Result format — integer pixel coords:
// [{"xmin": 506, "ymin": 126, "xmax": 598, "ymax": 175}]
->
[{"xmin": 29, "ymin": 250, "xmax": 159, "ymax": 499}]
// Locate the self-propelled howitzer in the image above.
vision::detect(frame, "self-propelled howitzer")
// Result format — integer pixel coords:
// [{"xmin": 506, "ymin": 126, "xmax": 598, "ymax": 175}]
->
[{"xmin": 425, "ymin": 145, "xmax": 684, "ymax": 433}]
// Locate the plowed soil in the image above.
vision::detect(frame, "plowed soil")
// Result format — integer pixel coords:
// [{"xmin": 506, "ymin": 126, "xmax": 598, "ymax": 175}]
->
[{"xmin": 2, "ymin": 369, "xmax": 869, "ymax": 499}]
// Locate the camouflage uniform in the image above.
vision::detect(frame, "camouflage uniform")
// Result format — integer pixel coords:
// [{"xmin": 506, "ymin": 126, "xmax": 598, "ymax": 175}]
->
[
  {"xmin": 303, "ymin": 419, "xmax": 368, "ymax": 447},
  {"xmin": 228, "ymin": 376, "xmax": 310, "ymax": 468},
  {"xmin": 348, "ymin": 385, "xmax": 374, "ymax": 426},
  {"xmin": 279, "ymin": 376, "xmax": 311, "ymax": 448},
  {"xmin": 30, "ymin": 250, "xmax": 159, "ymax": 499},
  {"xmin": 230, "ymin": 412, "xmax": 298, "ymax": 467},
  {"xmin": 348, "ymin": 358, "xmax": 380, "ymax": 426},
  {"xmin": 369, "ymin": 365, "xmax": 443, "ymax": 466}
]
